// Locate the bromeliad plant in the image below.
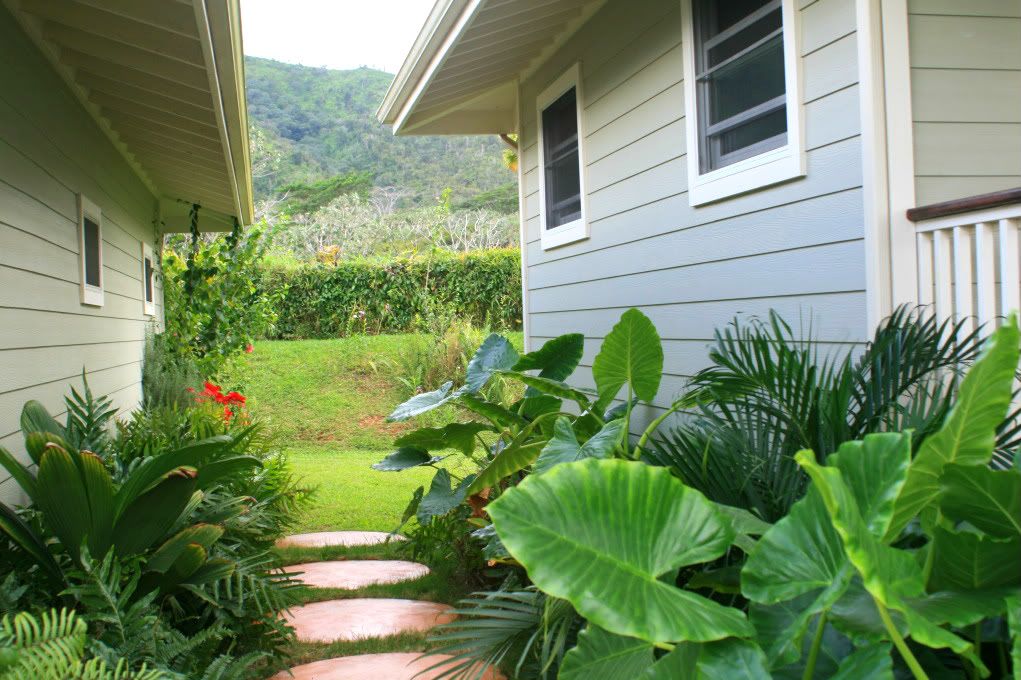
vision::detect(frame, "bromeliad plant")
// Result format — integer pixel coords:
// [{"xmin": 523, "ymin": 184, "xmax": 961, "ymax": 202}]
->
[{"xmin": 480, "ymin": 317, "xmax": 1021, "ymax": 679}]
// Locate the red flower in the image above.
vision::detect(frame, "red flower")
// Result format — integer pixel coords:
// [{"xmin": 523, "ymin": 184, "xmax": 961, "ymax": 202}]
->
[
  {"xmin": 225, "ymin": 391, "xmax": 246, "ymax": 404},
  {"xmin": 245, "ymin": 343, "xmax": 254, "ymax": 354},
  {"xmin": 203, "ymin": 381, "xmax": 222, "ymax": 397},
  {"xmin": 223, "ymin": 406, "xmax": 233, "ymax": 422}
]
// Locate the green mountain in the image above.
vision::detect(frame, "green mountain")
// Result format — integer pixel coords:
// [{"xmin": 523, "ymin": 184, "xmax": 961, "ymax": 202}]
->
[{"xmin": 244, "ymin": 56, "xmax": 512, "ymax": 206}]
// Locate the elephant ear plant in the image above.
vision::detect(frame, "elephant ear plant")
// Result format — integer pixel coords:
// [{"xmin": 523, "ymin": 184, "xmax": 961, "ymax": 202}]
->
[
  {"xmin": 485, "ymin": 317, "xmax": 1021, "ymax": 679},
  {"xmin": 377, "ymin": 308, "xmax": 684, "ymax": 538}
]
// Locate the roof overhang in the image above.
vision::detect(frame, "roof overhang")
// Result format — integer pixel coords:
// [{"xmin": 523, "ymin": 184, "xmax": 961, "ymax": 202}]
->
[
  {"xmin": 378, "ymin": 0, "xmax": 607, "ymax": 136},
  {"xmin": 4, "ymin": 0, "xmax": 254, "ymax": 231}
]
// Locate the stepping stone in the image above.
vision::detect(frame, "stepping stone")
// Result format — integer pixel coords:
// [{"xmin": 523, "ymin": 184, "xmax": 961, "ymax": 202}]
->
[
  {"xmin": 283, "ymin": 599, "xmax": 455, "ymax": 643},
  {"xmin": 275, "ymin": 531, "xmax": 404, "ymax": 548},
  {"xmin": 283, "ymin": 560, "xmax": 430, "ymax": 589},
  {"xmin": 268, "ymin": 653, "xmax": 504, "ymax": 680}
]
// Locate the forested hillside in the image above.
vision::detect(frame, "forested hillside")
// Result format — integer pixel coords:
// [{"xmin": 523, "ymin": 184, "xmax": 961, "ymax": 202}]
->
[{"xmin": 245, "ymin": 57, "xmax": 511, "ymax": 205}]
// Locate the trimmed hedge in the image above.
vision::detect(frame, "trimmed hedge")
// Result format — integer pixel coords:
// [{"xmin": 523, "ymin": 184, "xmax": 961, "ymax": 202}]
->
[{"xmin": 261, "ymin": 248, "xmax": 522, "ymax": 338}]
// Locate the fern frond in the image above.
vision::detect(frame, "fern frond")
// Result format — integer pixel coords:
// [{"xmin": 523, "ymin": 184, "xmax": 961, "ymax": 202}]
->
[{"xmin": 0, "ymin": 608, "xmax": 86, "ymax": 680}]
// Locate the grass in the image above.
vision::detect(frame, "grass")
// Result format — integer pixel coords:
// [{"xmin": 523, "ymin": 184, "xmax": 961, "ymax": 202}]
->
[{"xmin": 223, "ymin": 329, "xmax": 522, "ymax": 666}]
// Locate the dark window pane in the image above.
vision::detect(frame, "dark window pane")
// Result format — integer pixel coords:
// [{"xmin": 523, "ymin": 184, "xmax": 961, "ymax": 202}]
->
[
  {"xmin": 706, "ymin": 36, "xmax": 785, "ymax": 124},
  {"xmin": 716, "ymin": 107, "xmax": 787, "ymax": 157},
  {"xmin": 707, "ymin": 8, "xmax": 782, "ymax": 67},
  {"xmin": 713, "ymin": 0, "xmax": 771, "ymax": 32},
  {"xmin": 83, "ymin": 217, "xmax": 100, "ymax": 287},
  {"xmin": 144, "ymin": 257, "xmax": 154, "ymax": 302},
  {"xmin": 542, "ymin": 87, "xmax": 582, "ymax": 229},
  {"xmin": 695, "ymin": 0, "xmax": 788, "ymax": 172}
]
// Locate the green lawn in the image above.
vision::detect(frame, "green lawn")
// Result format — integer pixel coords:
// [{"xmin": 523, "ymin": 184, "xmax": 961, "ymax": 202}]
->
[{"xmin": 224, "ymin": 332, "xmax": 521, "ymax": 532}]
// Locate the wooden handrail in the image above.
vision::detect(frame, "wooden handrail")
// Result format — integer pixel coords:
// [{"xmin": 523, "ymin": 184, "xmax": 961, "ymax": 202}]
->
[{"xmin": 907, "ymin": 187, "xmax": 1021, "ymax": 222}]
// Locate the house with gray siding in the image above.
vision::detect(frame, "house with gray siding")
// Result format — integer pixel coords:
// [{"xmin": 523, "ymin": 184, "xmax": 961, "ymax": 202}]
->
[
  {"xmin": 0, "ymin": 0, "xmax": 253, "ymax": 502},
  {"xmin": 380, "ymin": 0, "xmax": 1021, "ymax": 426}
]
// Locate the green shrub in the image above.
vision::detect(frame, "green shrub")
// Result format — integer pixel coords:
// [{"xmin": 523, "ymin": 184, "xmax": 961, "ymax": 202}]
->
[{"xmin": 261, "ymin": 248, "xmax": 522, "ymax": 338}]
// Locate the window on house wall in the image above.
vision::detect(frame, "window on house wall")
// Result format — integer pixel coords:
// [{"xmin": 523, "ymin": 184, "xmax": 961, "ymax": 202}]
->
[
  {"xmin": 682, "ymin": 0, "xmax": 804, "ymax": 205},
  {"xmin": 538, "ymin": 63, "xmax": 588, "ymax": 249},
  {"xmin": 78, "ymin": 195, "xmax": 104, "ymax": 307},
  {"xmin": 142, "ymin": 242, "xmax": 155, "ymax": 317}
]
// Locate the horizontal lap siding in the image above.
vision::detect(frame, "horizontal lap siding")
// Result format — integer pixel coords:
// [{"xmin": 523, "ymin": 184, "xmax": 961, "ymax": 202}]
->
[
  {"xmin": 518, "ymin": 0, "xmax": 866, "ymax": 423},
  {"xmin": 907, "ymin": 2, "xmax": 1021, "ymax": 204},
  {"xmin": 0, "ymin": 12, "xmax": 162, "ymax": 502}
]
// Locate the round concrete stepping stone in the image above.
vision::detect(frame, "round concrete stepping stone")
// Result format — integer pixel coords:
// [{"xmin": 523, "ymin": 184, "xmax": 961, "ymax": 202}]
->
[
  {"xmin": 268, "ymin": 653, "xmax": 504, "ymax": 680},
  {"xmin": 275, "ymin": 531, "xmax": 403, "ymax": 549},
  {"xmin": 283, "ymin": 599, "xmax": 455, "ymax": 643},
  {"xmin": 283, "ymin": 560, "xmax": 430, "ymax": 589}
]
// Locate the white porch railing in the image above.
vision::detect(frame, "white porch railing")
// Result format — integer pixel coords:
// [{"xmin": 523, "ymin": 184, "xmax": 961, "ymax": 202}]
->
[{"xmin": 908, "ymin": 189, "xmax": 1021, "ymax": 332}]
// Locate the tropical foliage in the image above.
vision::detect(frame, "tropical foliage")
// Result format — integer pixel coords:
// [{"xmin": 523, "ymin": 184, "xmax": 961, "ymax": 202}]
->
[
  {"xmin": 380, "ymin": 307, "xmax": 1021, "ymax": 679},
  {"xmin": 0, "ymin": 376, "xmax": 306, "ymax": 678},
  {"xmin": 162, "ymin": 222, "xmax": 283, "ymax": 377}
]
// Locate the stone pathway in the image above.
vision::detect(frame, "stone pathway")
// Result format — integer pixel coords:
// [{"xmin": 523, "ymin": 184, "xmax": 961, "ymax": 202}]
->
[
  {"xmin": 275, "ymin": 530, "xmax": 404, "ymax": 548},
  {"xmin": 274, "ymin": 530, "xmax": 504, "ymax": 679},
  {"xmin": 284, "ymin": 598, "xmax": 456, "ymax": 643},
  {"xmin": 268, "ymin": 653, "xmax": 503, "ymax": 680}
]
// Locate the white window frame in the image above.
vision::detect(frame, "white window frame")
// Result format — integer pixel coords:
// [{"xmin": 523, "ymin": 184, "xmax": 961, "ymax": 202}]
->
[
  {"xmin": 537, "ymin": 62, "xmax": 589, "ymax": 250},
  {"xmin": 77, "ymin": 194, "xmax": 104, "ymax": 307},
  {"xmin": 681, "ymin": 0, "xmax": 805, "ymax": 206},
  {"xmin": 141, "ymin": 241, "xmax": 156, "ymax": 317}
]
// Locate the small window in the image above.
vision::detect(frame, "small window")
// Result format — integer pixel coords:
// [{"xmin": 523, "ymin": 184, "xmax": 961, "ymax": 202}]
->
[
  {"xmin": 682, "ymin": 0, "xmax": 804, "ymax": 205},
  {"xmin": 78, "ymin": 195, "xmax": 103, "ymax": 306},
  {"xmin": 141, "ymin": 242, "xmax": 155, "ymax": 316},
  {"xmin": 537, "ymin": 63, "xmax": 588, "ymax": 249}
]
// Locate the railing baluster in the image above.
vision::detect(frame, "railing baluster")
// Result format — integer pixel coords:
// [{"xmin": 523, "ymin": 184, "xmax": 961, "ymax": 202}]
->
[
  {"xmin": 974, "ymin": 222, "xmax": 996, "ymax": 327},
  {"xmin": 933, "ymin": 228, "xmax": 954, "ymax": 322},
  {"xmin": 953, "ymin": 225, "xmax": 976, "ymax": 335},
  {"xmin": 999, "ymin": 218, "xmax": 1021, "ymax": 318},
  {"xmin": 917, "ymin": 231, "xmax": 934, "ymax": 307}
]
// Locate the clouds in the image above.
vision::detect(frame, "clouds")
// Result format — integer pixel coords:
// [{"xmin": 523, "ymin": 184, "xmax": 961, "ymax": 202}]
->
[{"xmin": 240, "ymin": 0, "xmax": 433, "ymax": 74}]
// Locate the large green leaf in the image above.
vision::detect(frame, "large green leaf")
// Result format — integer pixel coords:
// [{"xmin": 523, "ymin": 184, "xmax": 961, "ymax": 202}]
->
[
  {"xmin": 715, "ymin": 504, "xmax": 771, "ymax": 554},
  {"xmin": 743, "ymin": 490, "xmax": 846, "ymax": 604},
  {"xmin": 78, "ymin": 451, "xmax": 114, "ymax": 559},
  {"xmin": 640, "ymin": 644, "xmax": 699, "ymax": 679},
  {"xmin": 887, "ymin": 318, "xmax": 1020, "ymax": 539},
  {"xmin": 195, "ymin": 456, "xmax": 261, "ymax": 489},
  {"xmin": 19, "ymin": 401, "xmax": 65, "ymax": 441},
  {"xmin": 0, "ymin": 446, "xmax": 37, "ymax": 502},
  {"xmin": 394, "ymin": 422, "xmax": 495, "ymax": 457},
  {"xmin": 927, "ymin": 527, "xmax": 1021, "ymax": 591},
  {"xmin": 514, "ymin": 333, "xmax": 584, "ymax": 397},
  {"xmin": 908, "ymin": 588, "xmax": 1013, "ymax": 627},
  {"xmin": 748, "ymin": 583, "xmax": 851, "ymax": 670},
  {"xmin": 372, "ymin": 447, "xmax": 441, "ymax": 471},
  {"xmin": 0, "ymin": 502, "xmax": 61, "ymax": 580},
  {"xmin": 417, "ymin": 469, "xmax": 475, "ymax": 524},
  {"xmin": 465, "ymin": 334, "xmax": 519, "ymax": 393},
  {"xmin": 489, "ymin": 459, "xmax": 751, "ymax": 643},
  {"xmin": 1007, "ymin": 594, "xmax": 1020, "ymax": 680},
  {"xmin": 557, "ymin": 626, "xmax": 653, "ymax": 680},
  {"xmin": 695, "ymin": 639, "xmax": 772, "ymax": 680},
  {"xmin": 113, "ymin": 471, "xmax": 198, "ymax": 556},
  {"xmin": 113, "ymin": 436, "xmax": 231, "ymax": 516},
  {"xmin": 466, "ymin": 441, "xmax": 545, "ymax": 495},
  {"xmin": 387, "ymin": 381, "xmax": 460, "ymax": 422},
  {"xmin": 829, "ymin": 643, "xmax": 893, "ymax": 680},
  {"xmin": 940, "ymin": 464, "xmax": 1021, "ymax": 539},
  {"xmin": 458, "ymin": 393, "xmax": 528, "ymax": 428},
  {"xmin": 796, "ymin": 451, "xmax": 979, "ymax": 664},
  {"xmin": 591, "ymin": 309, "xmax": 663, "ymax": 408},
  {"xmin": 829, "ymin": 433, "xmax": 911, "ymax": 536},
  {"xmin": 36, "ymin": 446, "xmax": 90, "ymax": 561},
  {"xmin": 496, "ymin": 371, "xmax": 592, "ymax": 408},
  {"xmin": 534, "ymin": 417, "xmax": 625, "ymax": 475},
  {"xmin": 147, "ymin": 523, "xmax": 224, "ymax": 573}
]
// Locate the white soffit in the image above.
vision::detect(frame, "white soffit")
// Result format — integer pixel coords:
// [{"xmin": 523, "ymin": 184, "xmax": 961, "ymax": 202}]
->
[{"xmin": 380, "ymin": 0, "xmax": 607, "ymax": 135}]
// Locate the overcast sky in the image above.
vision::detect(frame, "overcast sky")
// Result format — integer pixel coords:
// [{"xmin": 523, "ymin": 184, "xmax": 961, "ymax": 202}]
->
[{"xmin": 240, "ymin": 0, "xmax": 434, "ymax": 74}]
